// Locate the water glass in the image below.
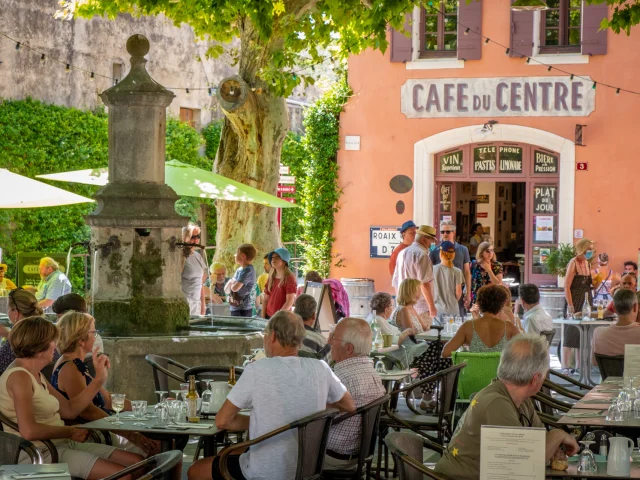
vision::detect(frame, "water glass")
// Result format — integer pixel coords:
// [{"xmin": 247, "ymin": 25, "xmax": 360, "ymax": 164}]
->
[
  {"xmin": 455, "ymin": 316, "xmax": 462, "ymax": 325},
  {"xmin": 154, "ymin": 390, "xmax": 168, "ymax": 404},
  {"xmin": 577, "ymin": 441, "xmax": 597, "ymax": 473},
  {"xmin": 131, "ymin": 400, "xmax": 147, "ymax": 426},
  {"xmin": 374, "ymin": 356, "xmax": 387, "ymax": 374},
  {"xmin": 633, "ymin": 399, "xmax": 640, "ymax": 419},
  {"xmin": 154, "ymin": 403, "xmax": 169, "ymax": 426},
  {"xmin": 607, "ymin": 403, "xmax": 621, "ymax": 421},
  {"xmin": 167, "ymin": 400, "xmax": 183, "ymax": 423},
  {"xmin": 619, "ymin": 391, "xmax": 632, "ymax": 412}
]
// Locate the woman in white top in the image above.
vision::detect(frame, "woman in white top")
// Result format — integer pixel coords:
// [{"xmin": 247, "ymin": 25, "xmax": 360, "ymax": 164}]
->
[
  {"xmin": 181, "ymin": 223, "xmax": 207, "ymax": 315},
  {"xmin": 0, "ymin": 317, "xmax": 142, "ymax": 479}
]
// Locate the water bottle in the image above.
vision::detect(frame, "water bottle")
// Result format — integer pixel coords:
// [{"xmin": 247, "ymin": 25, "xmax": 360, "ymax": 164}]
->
[
  {"xmin": 582, "ymin": 292, "xmax": 591, "ymax": 319},
  {"xmin": 201, "ymin": 380, "xmax": 212, "ymax": 414}
]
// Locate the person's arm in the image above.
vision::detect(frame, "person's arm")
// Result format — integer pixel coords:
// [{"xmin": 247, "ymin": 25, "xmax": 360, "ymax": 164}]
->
[
  {"xmin": 455, "ymin": 272, "xmax": 463, "ymax": 301},
  {"xmin": 200, "ymin": 285, "xmax": 206, "ymax": 315},
  {"xmin": 397, "ymin": 328, "xmax": 415, "ymax": 346},
  {"xmin": 463, "ymin": 262, "xmax": 472, "ymax": 307},
  {"xmin": 545, "ymin": 429, "xmax": 579, "ymax": 463},
  {"xmin": 281, "ymin": 293, "xmax": 296, "ymax": 312},
  {"xmin": 482, "ymin": 262, "xmax": 502, "ymax": 285},
  {"xmin": 328, "ymin": 391, "xmax": 356, "ymax": 413},
  {"xmin": 442, "ymin": 324, "xmax": 468, "ymax": 358},
  {"xmin": 38, "ymin": 298, "xmax": 55, "ymax": 309},
  {"xmin": 261, "ymin": 293, "xmax": 270, "ymax": 318},
  {"xmin": 279, "ymin": 275, "xmax": 297, "ymax": 312},
  {"xmin": 564, "ymin": 259, "xmax": 576, "ymax": 307},
  {"xmin": 388, "ymin": 248, "xmax": 399, "ymax": 276},
  {"xmin": 215, "ymin": 398, "xmax": 250, "ymax": 431},
  {"xmin": 421, "ymin": 281, "xmax": 437, "ymax": 317},
  {"xmin": 55, "ymin": 362, "xmax": 109, "ymax": 421}
]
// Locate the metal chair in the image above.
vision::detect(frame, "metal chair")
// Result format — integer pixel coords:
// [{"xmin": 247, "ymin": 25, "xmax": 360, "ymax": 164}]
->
[
  {"xmin": 595, "ymin": 353, "xmax": 625, "ymax": 380},
  {"xmin": 540, "ymin": 329, "xmax": 556, "ymax": 348},
  {"xmin": 0, "ymin": 411, "xmax": 59, "ymax": 463},
  {"xmin": 219, "ymin": 409, "xmax": 339, "ymax": 480},
  {"xmin": 323, "ymin": 394, "xmax": 391, "ymax": 480},
  {"xmin": 0, "ymin": 431, "xmax": 43, "ymax": 465},
  {"xmin": 368, "ymin": 352, "xmax": 405, "ymax": 371},
  {"xmin": 384, "ymin": 431, "xmax": 448, "ymax": 480},
  {"xmin": 542, "ymin": 378, "xmax": 584, "ymax": 401},
  {"xmin": 548, "ymin": 368, "xmax": 591, "ymax": 392},
  {"xmin": 450, "ymin": 351, "xmax": 501, "ymax": 400},
  {"xmin": 145, "ymin": 354, "xmax": 190, "ymax": 392},
  {"xmin": 99, "ymin": 450, "xmax": 182, "ymax": 480},
  {"xmin": 298, "ymin": 349, "xmax": 321, "ymax": 359}
]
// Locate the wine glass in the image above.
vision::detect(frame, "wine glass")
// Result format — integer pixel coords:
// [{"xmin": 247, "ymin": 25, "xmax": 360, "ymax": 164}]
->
[
  {"xmin": 154, "ymin": 390, "xmax": 168, "ymax": 404},
  {"xmin": 374, "ymin": 356, "xmax": 387, "ymax": 374},
  {"xmin": 111, "ymin": 394, "xmax": 126, "ymax": 425},
  {"xmin": 606, "ymin": 401, "xmax": 621, "ymax": 421},
  {"xmin": 170, "ymin": 389, "xmax": 182, "ymax": 401},
  {"xmin": 242, "ymin": 355, "xmax": 253, "ymax": 367},
  {"xmin": 567, "ymin": 305, "xmax": 574, "ymax": 319},
  {"xmin": 577, "ymin": 440, "xmax": 597, "ymax": 473}
]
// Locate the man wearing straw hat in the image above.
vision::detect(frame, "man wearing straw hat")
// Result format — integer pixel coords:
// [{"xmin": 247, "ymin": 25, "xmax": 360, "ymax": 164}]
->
[
  {"xmin": 0, "ymin": 264, "xmax": 17, "ymax": 293},
  {"xmin": 392, "ymin": 225, "xmax": 438, "ymax": 318}
]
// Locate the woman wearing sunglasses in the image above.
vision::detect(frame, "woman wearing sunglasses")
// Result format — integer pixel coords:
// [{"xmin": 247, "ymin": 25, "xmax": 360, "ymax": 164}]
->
[
  {"xmin": 470, "ymin": 242, "xmax": 503, "ymax": 306},
  {"xmin": 181, "ymin": 223, "xmax": 207, "ymax": 316}
]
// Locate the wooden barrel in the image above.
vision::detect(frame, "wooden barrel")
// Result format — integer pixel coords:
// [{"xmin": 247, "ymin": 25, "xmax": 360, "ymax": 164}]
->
[{"xmin": 341, "ymin": 278, "xmax": 375, "ymax": 319}]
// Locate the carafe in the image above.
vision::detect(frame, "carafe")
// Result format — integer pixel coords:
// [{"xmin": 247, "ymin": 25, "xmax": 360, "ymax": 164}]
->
[{"xmin": 607, "ymin": 437, "xmax": 633, "ymax": 477}]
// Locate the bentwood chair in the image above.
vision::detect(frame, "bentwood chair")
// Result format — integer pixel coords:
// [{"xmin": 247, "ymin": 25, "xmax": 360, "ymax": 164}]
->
[
  {"xmin": 548, "ymin": 368, "xmax": 591, "ymax": 392},
  {"xmin": 595, "ymin": 353, "xmax": 625, "ymax": 380},
  {"xmin": 145, "ymin": 354, "xmax": 191, "ymax": 392},
  {"xmin": 540, "ymin": 330, "xmax": 556, "ymax": 349},
  {"xmin": 384, "ymin": 432, "xmax": 449, "ymax": 480},
  {"xmin": 0, "ymin": 411, "xmax": 59, "ymax": 463},
  {"xmin": 322, "ymin": 394, "xmax": 391, "ymax": 480},
  {"xmin": 219, "ymin": 409, "xmax": 339, "ymax": 480},
  {"xmin": 0, "ymin": 431, "xmax": 43, "ymax": 465},
  {"xmin": 100, "ymin": 450, "xmax": 182, "ymax": 480}
]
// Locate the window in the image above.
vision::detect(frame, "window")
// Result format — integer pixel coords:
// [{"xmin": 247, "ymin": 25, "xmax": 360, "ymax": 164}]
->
[
  {"xmin": 540, "ymin": 0, "xmax": 581, "ymax": 53},
  {"xmin": 421, "ymin": 0, "xmax": 458, "ymax": 58}
]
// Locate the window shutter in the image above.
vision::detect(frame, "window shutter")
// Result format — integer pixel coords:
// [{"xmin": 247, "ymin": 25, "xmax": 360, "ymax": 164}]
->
[
  {"xmin": 510, "ymin": 0, "xmax": 534, "ymax": 58},
  {"xmin": 390, "ymin": 13, "xmax": 413, "ymax": 63},
  {"xmin": 582, "ymin": 2, "xmax": 608, "ymax": 55},
  {"xmin": 458, "ymin": 0, "xmax": 483, "ymax": 60}
]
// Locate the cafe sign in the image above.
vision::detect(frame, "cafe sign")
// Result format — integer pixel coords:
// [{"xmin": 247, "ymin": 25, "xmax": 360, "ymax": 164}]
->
[
  {"xmin": 534, "ymin": 150, "xmax": 558, "ymax": 174},
  {"xmin": 533, "ymin": 185, "xmax": 557, "ymax": 214},
  {"xmin": 401, "ymin": 76, "xmax": 595, "ymax": 118},
  {"xmin": 439, "ymin": 150, "xmax": 463, "ymax": 173}
]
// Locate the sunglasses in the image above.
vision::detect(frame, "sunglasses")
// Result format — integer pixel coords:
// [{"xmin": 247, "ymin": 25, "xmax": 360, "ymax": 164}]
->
[
  {"xmin": 440, "ymin": 230, "xmax": 454, "ymax": 234},
  {"xmin": 191, "ymin": 234, "xmax": 201, "ymax": 240}
]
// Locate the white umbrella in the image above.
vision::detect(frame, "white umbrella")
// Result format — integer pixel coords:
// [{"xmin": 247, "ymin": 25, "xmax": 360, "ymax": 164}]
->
[{"xmin": 0, "ymin": 169, "xmax": 94, "ymax": 208}]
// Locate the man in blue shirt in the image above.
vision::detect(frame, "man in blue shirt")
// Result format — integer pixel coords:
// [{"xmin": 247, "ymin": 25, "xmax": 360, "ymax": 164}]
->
[
  {"xmin": 429, "ymin": 220, "xmax": 471, "ymax": 315},
  {"xmin": 34, "ymin": 257, "xmax": 72, "ymax": 312}
]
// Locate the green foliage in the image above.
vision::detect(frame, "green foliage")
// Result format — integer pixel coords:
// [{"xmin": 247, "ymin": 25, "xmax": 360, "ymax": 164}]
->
[
  {"xmin": 298, "ymin": 77, "xmax": 351, "ymax": 277},
  {"xmin": 544, "ymin": 243, "xmax": 576, "ymax": 277},
  {"xmin": 280, "ymin": 132, "xmax": 306, "ymax": 259},
  {"xmin": 586, "ymin": 0, "xmax": 640, "ymax": 35},
  {"xmin": 202, "ymin": 121, "xmax": 223, "ymax": 161}
]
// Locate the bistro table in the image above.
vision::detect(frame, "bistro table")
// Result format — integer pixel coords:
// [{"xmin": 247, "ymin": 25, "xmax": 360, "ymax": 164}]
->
[
  {"xmin": 416, "ymin": 328, "xmax": 454, "ymax": 342},
  {"xmin": 79, "ymin": 410, "xmax": 224, "ymax": 457},
  {"xmin": 545, "ymin": 461, "xmax": 640, "ymax": 478},
  {"xmin": 0, "ymin": 464, "xmax": 71, "ymax": 479},
  {"xmin": 553, "ymin": 318, "xmax": 613, "ymax": 386}
]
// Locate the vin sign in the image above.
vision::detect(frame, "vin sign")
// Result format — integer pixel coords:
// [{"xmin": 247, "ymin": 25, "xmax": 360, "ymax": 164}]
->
[{"xmin": 370, "ymin": 227, "xmax": 402, "ymax": 258}]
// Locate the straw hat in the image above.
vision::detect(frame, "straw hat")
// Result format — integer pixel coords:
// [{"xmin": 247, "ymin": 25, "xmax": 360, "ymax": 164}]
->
[
  {"xmin": 416, "ymin": 225, "xmax": 437, "ymax": 239},
  {"xmin": 575, "ymin": 238, "xmax": 594, "ymax": 256}
]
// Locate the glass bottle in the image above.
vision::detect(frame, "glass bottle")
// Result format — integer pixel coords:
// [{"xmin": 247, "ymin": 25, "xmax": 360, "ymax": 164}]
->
[
  {"xmin": 185, "ymin": 376, "xmax": 199, "ymax": 423},
  {"xmin": 582, "ymin": 292, "xmax": 591, "ymax": 319},
  {"xmin": 597, "ymin": 299, "xmax": 604, "ymax": 319},
  {"xmin": 201, "ymin": 380, "xmax": 213, "ymax": 414},
  {"xmin": 228, "ymin": 366, "xmax": 237, "ymax": 386}
]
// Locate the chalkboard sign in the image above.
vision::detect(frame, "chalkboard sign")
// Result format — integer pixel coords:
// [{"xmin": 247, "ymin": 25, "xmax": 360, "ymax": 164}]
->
[
  {"xmin": 439, "ymin": 150, "xmax": 463, "ymax": 174},
  {"xmin": 499, "ymin": 146, "xmax": 523, "ymax": 173},
  {"xmin": 473, "ymin": 146, "xmax": 497, "ymax": 173},
  {"xmin": 533, "ymin": 150, "xmax": 558, "ymax": 174},
  {"xmin": 533, "ymin": 185, "xmax": 557, "ymax": 214},
  {"xmin": 439, "ymin": 184, "xmax": 453, "ymax": 213}
]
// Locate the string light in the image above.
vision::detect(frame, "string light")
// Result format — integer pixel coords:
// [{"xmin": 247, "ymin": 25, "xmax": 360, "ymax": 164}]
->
[
  {"xmin": 65, "ymin": 63, "xmax": 70, "ymax": 72},
  {"xmin": 484, "ymin": 38, "xmax": 490, "ymax": 44},
  {"xmin": 90, "ymin": 72, "xmax": 95, "ymax": 81},
  {"xmin": 547, "ymin": 66, "xmax": 552, "ymax": 72},
  {"xmin": 570, "ymin": 74, "xmax": 574, "ymax": 81},
  {"xmin": 505, "ymin": 48, "xmax": 510, "ymax": 55},
  {"xmin": 464, "ymin": 28, "xmax": 470, "ymax": 35},
  {"xmin": 40, "ymin": 53, "xmax": 45, "ymax": 63},
  {"xmin": 15, "ymin": 42, "xmax": 20, "ymax": 50},
  {"xmin": 592, "ymin": 82, "xmax": 597, "ymax": 90},
  {"xmin": 526, "ymin": 57, "xmax": 530, "ymax": 64},
  {"xmin": 185, "ymin": 88, "xmax": 190, "ymax": 95},
  {"xmin": 208, "ymin": 87, "xmax": 213, "ymax": 96},
  {"xmin": 616, "ymin": 88, "xmax": 620, "ymax": 95}
]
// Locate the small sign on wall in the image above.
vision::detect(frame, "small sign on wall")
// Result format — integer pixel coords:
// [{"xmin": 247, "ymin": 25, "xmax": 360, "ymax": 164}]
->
[
  {"xmin": 370, "ymin": 226, "xmax": 402, "ymax": 258},
  {"xmin": 345, "ymin": 136, "xmax": 361, "ymax": 151},
  {"xmin": 533, "ymin": 185, "xmax": 557, "ymax": 214},
  {"xmin": 477, "ymin": 212, "xmax": 488, "ymax": 218},
  {"xmin": 576, "ymin": 162, "xmax": 588, "ymax": 171},
  {"xmin": 574, "ymin": 229, "xmax": 584, "ymax": 239}
]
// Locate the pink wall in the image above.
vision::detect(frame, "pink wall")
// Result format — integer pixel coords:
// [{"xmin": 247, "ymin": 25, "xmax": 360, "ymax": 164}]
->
[{"xmin": 332, "ymin": 0, "xmax": 640, "ymax": 294}]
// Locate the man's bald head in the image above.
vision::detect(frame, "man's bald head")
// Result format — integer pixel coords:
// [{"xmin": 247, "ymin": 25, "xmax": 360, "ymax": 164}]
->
[
  {"xmin": 498, "ymin": 334, "xmax": 550, "ymax": 386},
  {"xmin": 265, "ymin": 311, "xmax": 306, "ymax": 349}
]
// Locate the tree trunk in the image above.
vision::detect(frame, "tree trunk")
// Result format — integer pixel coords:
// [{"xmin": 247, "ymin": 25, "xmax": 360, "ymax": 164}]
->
[{"xmin": 213, "ymin": 62, "xmax": 288, "ymax": 269}]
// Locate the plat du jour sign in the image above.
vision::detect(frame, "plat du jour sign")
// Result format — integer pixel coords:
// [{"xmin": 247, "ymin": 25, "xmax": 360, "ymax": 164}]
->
[{"xmin": 401, "ymin": 76, "xmax": 595, "ymax": 118}]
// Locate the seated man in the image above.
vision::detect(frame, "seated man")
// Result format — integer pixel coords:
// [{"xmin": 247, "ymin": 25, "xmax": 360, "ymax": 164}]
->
[
  {"xmin": 34, "ymin": 257, "xmax": 72, "ymax": 312},
  {"xmin": 295, "ymin": 294, "xmax": 331, "ymax": 360},
  {"xmin": 624, "ymin": 261, "xmax": 638, "ymax": 277},
  {"xmin": 519, "ymin": 283, "xmax": 553, "ymax": 334},
  {"xmin": 605, "ymin": 273, "xmax": 640, "ymax": 322},
  {"xmin": 435, "ymin": 334, "xmax": 578, "ymax": 480},
  {"xmin": 325, "ymin": 317, "xmax": 385, "ymax": 470},
  {"xmin": 592, "ymin": 289, "xmax": 640, "ymax": 357},
  {"xmin": 187, "ymin": 311, "xmax": 355, "ymax": 480}
]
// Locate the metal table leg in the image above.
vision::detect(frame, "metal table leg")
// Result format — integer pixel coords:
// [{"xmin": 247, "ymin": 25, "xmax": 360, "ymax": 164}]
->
[
  {"xmin": 577, "ymin": 325, "xmax": 588, "ymax": 385},
  {"xmin": 583, "ymin": 325, "xmax": 597, "ymax": 386}
]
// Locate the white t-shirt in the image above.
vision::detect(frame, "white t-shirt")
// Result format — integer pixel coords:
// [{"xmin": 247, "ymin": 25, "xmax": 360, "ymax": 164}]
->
[
  {"xmin": 392, "ymin": 242, "xmax": 434, "ymax": 315},
  {"xmin": 227, "ymin": 356, "xmax": 347, "ymax": 480}
]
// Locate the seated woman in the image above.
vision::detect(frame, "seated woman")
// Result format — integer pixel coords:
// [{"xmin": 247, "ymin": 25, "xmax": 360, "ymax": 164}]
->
[
  {"xmin": 388, "ymin": 279, "xmax": 431, "ymax": 364},
  {"xmin": 443, "ymin": 284, "xmax": 520, "ymax": 358},
  {"xmin": 471, "ymin": 285, "xmax": 523, "ymax": 331},
  {"xmin": 0, "ymin": 289, "xmax": 47, "ymax": 376},
  {"xmin": 369, "ymin": 292, "xmax": 400, "ymax": 336},
  {"xmin": 0, "ymin": 317, "xmax": 143, "ymax": 479},
  {"xmin": 52, "ymin": 312, "xmax": 159, "ymax": 457},
  {"xmin": 52, "ymin": 293, "xmax": 105, "ymax": 359}
]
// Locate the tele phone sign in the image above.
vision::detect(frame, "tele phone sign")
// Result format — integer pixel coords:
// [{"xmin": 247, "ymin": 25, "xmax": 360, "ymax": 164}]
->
[{"xmin": 370, "ymin": 226, "xmax": 402, "ymax": 258}]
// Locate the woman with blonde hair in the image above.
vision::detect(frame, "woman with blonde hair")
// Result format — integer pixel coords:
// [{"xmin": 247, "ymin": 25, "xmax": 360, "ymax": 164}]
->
[
  {"xmin": 470, "ymin": 242, "xmax": 503, "ymax": 305},
  {"xmin": 561, "ymin": 238, "xmax": 595, "ymax": 373},
  {"xmin": 204, "ymin": 262, "xmax": 229, "ymax": 304},
  {"xmin": 51, "ymin": 312, "xmax": 159, "ymax": 457},
  {"xmin": 0, "ymin": 289, "xmax": 45, "ymax": 376},
  {"xmin": 181, "ymin": 223, "xmax": 207, "ymax": 315},
  {"xmin": 262, "ymin": 248, "xmax": 297, "ymax": 319},
  {"xmin": 0, "ymin": 317, "xmax": 142, "ymax": 479}
]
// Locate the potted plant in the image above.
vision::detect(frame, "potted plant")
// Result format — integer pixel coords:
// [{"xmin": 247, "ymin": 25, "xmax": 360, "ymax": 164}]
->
[{"xmin": 544, "ymin": 243, "xmax": 577, "ymax": 278}]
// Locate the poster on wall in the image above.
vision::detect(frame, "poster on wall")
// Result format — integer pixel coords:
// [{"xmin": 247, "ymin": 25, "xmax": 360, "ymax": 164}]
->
[
  {"xmin": 533, "ymin": 185, "xmax": 557, "ymax": 214},
  {"xmin": 499, "ymin": 146, "xmax": 523, "ymax": 173},
  {"xmin": 439, "ymin": 150, "xmax": 463, "ymax": 173},
  {"xmin": 535, "ymin": 216, "xmax": 554, "ymax": 242},
  {"xmin": 370, "ymin": 227, "xmax": 402, "ymax": 258},
  {"xmin": 533, "ymin": 150, "xmax": 558, "ymax": 174},
  {"xmin": 16, "ymin": 252, "xmax": 68, "ymax": 289},
  {"xmin": 473, "ymin": 146, "xmax": 497, "ymax": 173},
  {"xmin": 476, "ymin": 194, "xmax": 490, "ymax": 204}
]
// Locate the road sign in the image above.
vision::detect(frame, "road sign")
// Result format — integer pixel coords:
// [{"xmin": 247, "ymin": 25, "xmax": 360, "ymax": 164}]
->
[
  {"xmin": 279, "ymin": 175, "xmax": 296, "ymax": 184},
  {"xmin": 277, "ymin": 185, "xmax": 296, "ymax": 194},
  {"xmin": 282, "ymin": 197, "xmax": 296, "ymax": 204},
  {"xmin": 279, "ymin": 165, "xmax": 290, "ymax": 175},
  {"xmin": 576, "ymin": 162, "xmax": 588, "ymax": 171}
]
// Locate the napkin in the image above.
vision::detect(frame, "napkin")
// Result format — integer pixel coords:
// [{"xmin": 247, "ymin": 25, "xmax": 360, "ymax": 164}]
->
[
  {"xmin": 581, "ymin": 399, "xmax": 615, "ymax": 404},
  {"xmin": 564, "ymin": 412, "xmax": 605, "ymax": 418},
  {"xmin": 379, "ymin": 370, "xmax": 412, "ymax": 377},
  {"xmin": 12, "ymin": 474, "xmax": 68, "ymax": 479},
  {"xmin": 173, "ymin": 422, "xmax": 214, "ymax": 429}
]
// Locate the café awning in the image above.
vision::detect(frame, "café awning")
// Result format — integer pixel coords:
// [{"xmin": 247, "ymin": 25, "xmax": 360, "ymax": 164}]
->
[{"xmin": 0, "ymin": 169, "xmax": 94, "ymax": 208}]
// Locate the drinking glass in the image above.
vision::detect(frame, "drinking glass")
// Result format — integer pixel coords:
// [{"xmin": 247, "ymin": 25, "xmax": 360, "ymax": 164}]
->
[
  {"xmin": 606, "ymin": 402, "xmax": 621, "ymax": 421},
  {"xmin": 625, "ymin": 377, "xmax": 634, "ymax": 390},
  {"xmin": 167, "ymin": 400, "xmax": 183, "ymax": 423},
  {"xmin": 111, "ymin": 394, "xmax": 126, "ymax": 425},
  {"xmin": 577, "ymin": 441, "xmax": 597, "ymax": 473},
  {"xmin": 170, "ymin": 389, "xmax": 182, "ymax": 401},
  {"xmin": 201, "ymin": 380, "xmax": 213, "ymax": 414},
  {"xmin": 633, "ymin": 399, "xmax": 640, "ymax": 419},
  {"xmin": 154, "ymin": 390, "xmax": 168, "ymax": 404},
  {"xmin": 242, "ymin": 355, "xmax": 253, "ymax": 367},
  {"xmin": 619, "ymin": 391, "xmax": 632, "ymax": 412},
  {"xmin": 131, "ymin": 400, "xmax": 147, "ymax": 426},
  {"xmin": 455, "ymin": 316, "xmax": 462, "ymax": 325},
  {"xmin": 374, "ymin": 356, "xmax": 387, "ymax": 374},
  {"xmin": 154, "ymin": 402, "xmax": 169, "ymax": 426},
  {"xmin": 179, "ymin": 383, "xmax": 190, "ymax": 399},
  {"xmin": 567, "ymin": 305, "xmax": 574, "ymax": 319}
]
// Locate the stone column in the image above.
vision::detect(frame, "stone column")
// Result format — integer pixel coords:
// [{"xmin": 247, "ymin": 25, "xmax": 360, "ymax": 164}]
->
[{"xmin": 87, "ymin": 34, "xmax": 189, "ymax": 335}]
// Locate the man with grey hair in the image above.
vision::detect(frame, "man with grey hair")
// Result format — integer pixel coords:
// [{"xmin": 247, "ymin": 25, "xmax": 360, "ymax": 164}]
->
[
  {"xmin": 592, "ymin": 289, "xmax": 640, "ymax": 357},
  {"xmin": 295, "ymin": 294, "xmax": 330, "ymax": 360},
  {"xmin": 325, "ymin": 317, "xmax": 385, "ymax": 470},
  {"xmin": 189, "ymin": 311, "xmax": 355, "ymax": 480},
  {"xmin": 33, "ymin": 257, "xmax": 72, "ymax": 312},
  {"xmin": 429, "ymin": 220, "xmax": 472, "ymax": 312},
  {"xmin": 435, "ymin": 334, "xmax": 578, "ymax": 480}
]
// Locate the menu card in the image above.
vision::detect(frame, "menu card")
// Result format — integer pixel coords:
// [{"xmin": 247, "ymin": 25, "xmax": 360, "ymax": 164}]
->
[
  {"xmin": 624, "ymin": 344, "xmax": 640, "ymax": 379},
  {"xmin": 480, "ymin": 426, "xmax": 545, "ymax": 480}
]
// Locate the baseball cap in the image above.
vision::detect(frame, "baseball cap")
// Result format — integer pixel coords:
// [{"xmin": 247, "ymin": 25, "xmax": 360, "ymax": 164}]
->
[{"xmin": 440, "ymin": 241, "xmax": 456, "ymax": 253}]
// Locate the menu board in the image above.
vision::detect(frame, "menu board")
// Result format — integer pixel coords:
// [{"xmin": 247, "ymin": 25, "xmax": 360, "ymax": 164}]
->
[
  {"xmin": 533, "ymin": 185, "xmax": 557, "ymax": 214},
  {"xmin": 440, "ymin": 150, "xmax": 463, "ymax": 173},
  {"xmin": 535, "ymin": 216, "xmax": 554, "ymax": 242},
  {"xmin": 533, "ymin": 150, "xmax": 558, "ymax": 174},
  {"xmin": 439, "ymin": 184, "xmax": 453, "ymax": 213},
  {"xmin": 480, "ymin": 426, "xmax": 545, "ymax": 480},
  {"xmin": 473, "ymin": 146, "xmax": 497, "ymax": 173},
  {"xmin": 499, "ymin": 146, "xmax": 523, "ymax": 173}
]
